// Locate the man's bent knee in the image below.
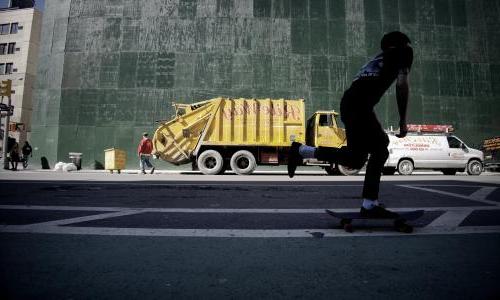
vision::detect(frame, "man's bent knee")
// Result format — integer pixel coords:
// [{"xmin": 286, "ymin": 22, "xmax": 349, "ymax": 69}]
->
[
  {"xmin": 368, "ymin": 147, "xmax": 389, "ymax": 167},
  {"xmin": 370, "ymin": 134, "xmax": 390, "ymax": 161}
]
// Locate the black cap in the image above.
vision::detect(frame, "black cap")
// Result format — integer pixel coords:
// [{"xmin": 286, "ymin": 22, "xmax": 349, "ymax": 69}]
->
[{"xmin": 381, "ymin": 31, "xmax": 411, "ymax": 51}]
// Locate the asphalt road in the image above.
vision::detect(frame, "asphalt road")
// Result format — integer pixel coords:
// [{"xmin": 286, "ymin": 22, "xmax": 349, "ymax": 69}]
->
[{"xmin": 1, "ymin": 170, "xmax": 500, "ymax": 299}]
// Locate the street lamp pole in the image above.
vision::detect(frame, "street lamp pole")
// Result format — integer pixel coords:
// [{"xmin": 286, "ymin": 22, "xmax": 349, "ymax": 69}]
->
[{"xmin": 1, "ymin": 80, "xmax": 13, "ymax": 170}]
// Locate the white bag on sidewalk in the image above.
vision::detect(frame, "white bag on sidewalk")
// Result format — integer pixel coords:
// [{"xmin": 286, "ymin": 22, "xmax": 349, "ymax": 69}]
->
[{"xmin": 54, "ymin": 162, "xmax": 77, "ymax": 172}]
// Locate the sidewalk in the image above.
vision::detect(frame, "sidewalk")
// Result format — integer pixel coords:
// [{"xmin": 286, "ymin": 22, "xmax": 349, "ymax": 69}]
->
[
  {"xmin": 2, "ymin": 167, "xmax": 500, "ymax": 175},
  {"xmin": 1, "ymin": 167, "xmax": 499, "ymax": 185}
]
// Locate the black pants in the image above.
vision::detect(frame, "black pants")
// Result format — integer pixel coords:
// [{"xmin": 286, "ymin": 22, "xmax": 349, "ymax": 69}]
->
[{"xmin": 315, "ymin": 94, "xmax": 389, "ymax": 200}]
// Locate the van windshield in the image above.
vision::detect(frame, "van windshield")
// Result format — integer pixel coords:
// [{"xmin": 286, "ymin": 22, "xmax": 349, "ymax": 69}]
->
[{"xmin": 447, "ymin": 136, "xmax": 462, "ymax": 148}]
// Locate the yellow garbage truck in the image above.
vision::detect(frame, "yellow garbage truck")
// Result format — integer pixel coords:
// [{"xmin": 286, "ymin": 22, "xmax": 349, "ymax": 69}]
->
[{"xmin": 153, "ymin": 97, "xmax": 358, "ymax": 175}]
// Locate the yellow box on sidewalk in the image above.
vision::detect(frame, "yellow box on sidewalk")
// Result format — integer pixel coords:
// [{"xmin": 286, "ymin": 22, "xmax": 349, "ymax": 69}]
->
[{"xmin": 104, "ymin": 148, "xmax": 126, "ymax": 174}]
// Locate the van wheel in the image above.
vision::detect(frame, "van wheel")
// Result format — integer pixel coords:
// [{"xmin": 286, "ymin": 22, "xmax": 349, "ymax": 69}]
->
[
  {"xmin": 442, "ymin": 169, "xmax": 457, "ymax": 175},
  {"xmin": 382, "ymin": 167, "xmax": 396, "ymax": 175},
  {"xmin": 338, "ymin": 165, "xmax": 360, "ymax": 176},
  {"xmin": 398, "ymin": 159, "xmax": 414, "ymax": 175},
  {"xmin": 197, "ymin": 150, "xmax": 224, "ymax": 175},
  {"xmin": 230, "ymin": 150, "xmax": 256, "ymax": 175},
  {"xmin": 467, "ymin": 160, "xmax": 482, "ymax": 175}
]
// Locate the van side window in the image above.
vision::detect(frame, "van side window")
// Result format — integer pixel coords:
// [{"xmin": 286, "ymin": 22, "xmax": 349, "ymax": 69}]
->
[{"xmin": 447, "ymin": 136, "xmax": 461, "ymax": 148}]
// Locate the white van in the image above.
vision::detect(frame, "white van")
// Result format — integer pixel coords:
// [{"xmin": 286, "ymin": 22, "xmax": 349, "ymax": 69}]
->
[{"xmin": 383, "ymin": 133, "xmax": 484, "ymax": 175}]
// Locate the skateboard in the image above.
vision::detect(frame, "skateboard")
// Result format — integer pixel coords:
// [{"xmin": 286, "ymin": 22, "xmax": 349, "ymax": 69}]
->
[{"xmin": 325, "ymin": 209, "xmax": 424, "ymax": 233}]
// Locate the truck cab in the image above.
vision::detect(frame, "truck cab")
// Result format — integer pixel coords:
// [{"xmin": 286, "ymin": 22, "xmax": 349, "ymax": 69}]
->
[
  {"xmin": 306, "ymin": 111, "xmax": 346, "ymax": 148},
  {"xmin": 303, "ymin": 111, "xmax": 359, "ymax": 175}
]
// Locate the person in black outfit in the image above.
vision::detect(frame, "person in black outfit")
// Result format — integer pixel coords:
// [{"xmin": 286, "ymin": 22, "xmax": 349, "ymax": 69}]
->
[
  {"xmin": 9, "ymin": 141, "xmax": 20, "ymax": 171},
  {"xmin": 288, "ymin": 31, "xmax": 413, "ymax": 218},
  {"xmin": 22, "ymin": 141, "xmax": 33, "ymax": 168}
]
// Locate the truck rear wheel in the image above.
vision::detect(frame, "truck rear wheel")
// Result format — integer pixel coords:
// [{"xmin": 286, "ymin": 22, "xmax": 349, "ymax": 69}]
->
[
  {"xmin": 324, "ymin": 165, "xmax": 338, "ymax": 175},
  {"xmin": 230, "ymin": 150, "xmax": 256, "ymax": 175},
  {"xmin": 197, "ymin": 150, "xmax": 224, "ymax": 175},
  {"xmin": 337, "ymin": 165, "xmax": 361, "ymax": 176},
  {"xmin": 467, "ymin": 159, "xmax": 482, "ymax": 175},
  {"xmin": 398, "ymin": 159, "xmax": 414, "ymax": 175}
]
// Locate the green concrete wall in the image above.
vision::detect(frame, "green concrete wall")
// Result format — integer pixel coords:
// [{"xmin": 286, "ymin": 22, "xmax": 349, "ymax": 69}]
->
[{"xmin": 31, "ymin": 0, "xmax": 500, "ymax": 169}]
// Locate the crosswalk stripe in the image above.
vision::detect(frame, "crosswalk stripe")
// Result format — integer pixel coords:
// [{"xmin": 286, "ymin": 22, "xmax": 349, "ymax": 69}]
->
[{"xmin": 2, "ymin": 224, "xmax": 500, "ymax": 238}]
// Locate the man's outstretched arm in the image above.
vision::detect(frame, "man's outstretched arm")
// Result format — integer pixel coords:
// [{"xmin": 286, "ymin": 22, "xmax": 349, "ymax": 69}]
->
[{"xmin": 395, "ymin": 71, "xmax": 410, "ymax": 138}]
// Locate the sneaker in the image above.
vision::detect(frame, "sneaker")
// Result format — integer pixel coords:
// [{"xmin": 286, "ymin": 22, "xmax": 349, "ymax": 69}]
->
[
  {"xmin": 141, "ymin": 170, "xmax": 146, "ymax": 174},
  {"xmin": 150, "ymin": 167, "xmax": 155, "ymax": 174},
  {"xmin": 360, "ymin": 205, "xmax": 399, "ymax": 219},
  {"xmin": 287, "ymin": 142, "xmax": 302, "ymax": 178}
]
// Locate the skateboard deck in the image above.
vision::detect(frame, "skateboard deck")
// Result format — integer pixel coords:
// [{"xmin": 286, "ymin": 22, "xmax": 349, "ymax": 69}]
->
[{"xmin": 325, "ymin": 209, "xmax": 424, "ymax": 233}]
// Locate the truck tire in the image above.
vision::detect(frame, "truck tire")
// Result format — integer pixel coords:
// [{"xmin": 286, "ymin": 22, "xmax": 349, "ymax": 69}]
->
[
  {"xmin": 230, "ymin": 150, "xmax": 256, "ymax": 175},
  {"xmin": 398, "ymin": 159, "xmax": 414, "ymax": 175},
  {"xmin": 467, "ymin": 159, "xmax": 482, "ymax": 175},
  {"xmin": 324, "ymin": 165, "xmax": 338, "ymax": 175},
  {"xmin": 337, "ymin": 164, "xmax": 361, "ymax": 176},
  {"xmin": 197, "ymin": 150, "xmax": 224, "ymax": 175}
]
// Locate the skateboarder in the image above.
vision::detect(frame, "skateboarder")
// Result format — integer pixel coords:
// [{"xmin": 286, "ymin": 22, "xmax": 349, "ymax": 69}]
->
[{"xmin": 288, "ymin": 31, "xmax": 413, "ymax": 219}]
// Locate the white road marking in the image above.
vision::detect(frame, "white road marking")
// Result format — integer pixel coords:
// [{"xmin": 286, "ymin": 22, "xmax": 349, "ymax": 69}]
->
[
  {"xmin": 2, "ymin": 204, "xmax": 500, "ymax": 214},
  {"xmin": 469, "ymin": 187, "xmax": 497, "ymax": 201},
  {"xmin": 0, "ymin": 205, "xmax": 121, "ymax": 212},
  {"xmin": 400, "ymin": 184, "xmax": 486, "ymax": 187},
  {"xmin": 427, "ymin": 210, "xmax": 473, "ymax": 228},
  {"xmin": 23, "ymin": 210, "xmax": 145, "ymax": 227},
  {"xmin": 1, "ymin": 224, "xmax": 500, "ymax": 238},
  {"xmin": 398, "ymin": 185, "xmax": 500, "ymax": 206},
  {"xmin": 0, "ymin": 180, "xmax": 363, "ymax": 187}
]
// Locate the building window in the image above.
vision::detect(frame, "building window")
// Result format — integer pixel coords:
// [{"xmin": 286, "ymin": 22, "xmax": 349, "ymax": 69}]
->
[
  {"xmin": 0, "ymin": 44, "xmax": 6, "ymax": 55},
  {"xmin": 10, "ymin": 23, "xmax": 19, "ymax": 34},
  {"xmin": 0, "ymin": 24, "xmax": 9, "ymax": 35},
  {"xmin": 5, "ymin": 63, "xmax": 13, "ymax": 74},
  {"xmin": 7, "ymin": 43, "xmax": 15, "ymax": 54},
  {"xmin": 0, "ymin": 64, "xmax": 5, "ymax": 74}
]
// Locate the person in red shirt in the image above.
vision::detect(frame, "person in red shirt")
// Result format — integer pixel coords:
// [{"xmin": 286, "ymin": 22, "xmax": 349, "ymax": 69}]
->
[{"xmin": 137, "ymin": 132, "xmax": 155, "ymax": 174}]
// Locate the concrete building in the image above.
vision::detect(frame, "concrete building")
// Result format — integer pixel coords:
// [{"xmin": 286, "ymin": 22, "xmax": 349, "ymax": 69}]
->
[
  {"xmin": 0, "ymin": 3, "xmax": 41, "ymax": 146},
  {"xmin": 31, "ymin": 0, "xmax": 500, "ymax": 169}
]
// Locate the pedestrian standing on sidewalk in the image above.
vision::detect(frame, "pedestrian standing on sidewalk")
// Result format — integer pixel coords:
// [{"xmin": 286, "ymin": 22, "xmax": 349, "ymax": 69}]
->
[
  {"xmin": 288, "ymin": 31, "xmax": 413, "ymax": 219},
  {"xmin": 21, "ymin": 141, "xmax": 33, "ymax": 168},
  {"xmin": 9, "ymin": 141, "xmax": 20, "ymax": 171},
  {"xmin": 137, "ymin": 132, "xmax": 155, "ymax": 174}
]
